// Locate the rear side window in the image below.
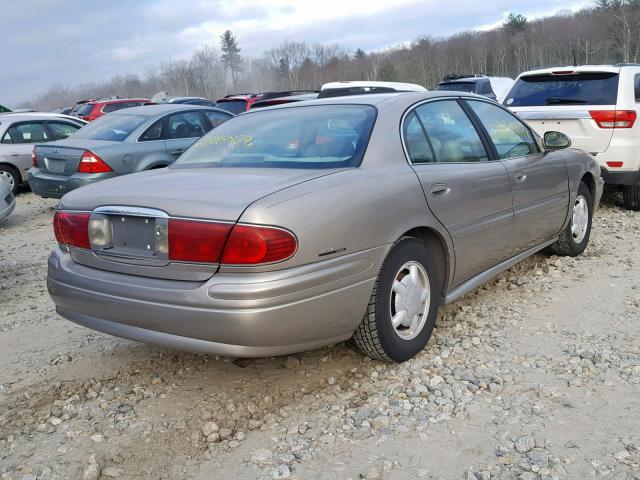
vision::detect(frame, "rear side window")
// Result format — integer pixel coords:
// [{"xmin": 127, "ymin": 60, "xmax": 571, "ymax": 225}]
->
[
  {"xmin": 205, "ymin": 111, "xmax": 231, "ymax": 129},
  {"xmin": 166, "ymin": 112, "xmax": 207, "ymax": 139},
  {"xmin": 467, "ymin": 100, "xmax": 538, "ymax": 159},
  {"xmin": 635, "ymin": 75, "xmax": 640, "ymax": 103},
  {"xmin": 173, "ymin": 105, "xmax": 377, "ymax": 170},
  {"xmin": 413, "ymin": 100, "xmax": 489, "ymax": 163},
  {"xmin": 139, "ymin": 119, "xmax": 163, "ymax": 141},
  {"xmin": 403, "ymin": 112, "xmax": 434, "ymax": 164},
  {"xmin": 505, "ymin": 72, "xmax": 619, "ymax": 106},
  {"xmin": 46, "ymin": 122, "xmax": 81, "ymax": 140},
  {"xmin": 2, "ymin": 122, "xmax": 50, "ymax": 144}
]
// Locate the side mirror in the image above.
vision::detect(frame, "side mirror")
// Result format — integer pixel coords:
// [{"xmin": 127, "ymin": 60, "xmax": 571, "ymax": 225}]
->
[{"xmin": 543, "ymin": 131, "xmax": 571, "ymax": 150}]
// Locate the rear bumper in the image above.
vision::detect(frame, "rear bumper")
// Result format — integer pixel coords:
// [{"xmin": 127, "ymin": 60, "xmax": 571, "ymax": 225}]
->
[
  {"xmin": 27, "ymin": 168, "xmax": 118, "ymax": 199},
  {"xmin": 47, "ymin": 246, "xmax": 387, "ymax": 357},
  {"xmin": 600, "ymin": 169, "xmax": 639, "ymax": 186}
]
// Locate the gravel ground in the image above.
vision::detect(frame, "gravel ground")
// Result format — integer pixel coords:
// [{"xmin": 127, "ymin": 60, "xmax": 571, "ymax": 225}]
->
[{"xmin": 1, "ymin": 191, "xmax": 639, "ymax": 480}]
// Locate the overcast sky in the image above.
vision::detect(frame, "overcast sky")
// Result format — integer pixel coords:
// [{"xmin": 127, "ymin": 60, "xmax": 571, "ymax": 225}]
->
[{"xmin": 0, "ymin": 0, "xmax": 592, "ymax": 107}]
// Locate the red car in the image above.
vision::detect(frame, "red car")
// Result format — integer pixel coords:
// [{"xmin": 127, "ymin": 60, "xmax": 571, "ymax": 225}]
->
[
  {"xmin": 70, "ymin": 98, "xmax": 150, "ymax": 122},
  {"xmin": 214, "ymin": 93, "xmax": 263, "ymax": 114}
]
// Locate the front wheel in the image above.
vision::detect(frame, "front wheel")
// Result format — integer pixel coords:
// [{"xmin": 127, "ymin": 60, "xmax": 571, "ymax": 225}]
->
[
  {"xmin": 351, "ymin": 237, "xmax": 440, "ymax": 362},
  {"xmin": 549, "ymin": 181, "xmax": 593, "ymax": 257}
]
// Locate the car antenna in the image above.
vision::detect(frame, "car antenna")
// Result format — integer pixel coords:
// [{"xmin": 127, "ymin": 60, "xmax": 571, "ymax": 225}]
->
[{"xmin": 572, "ymin": 48, "xmax": 577, "ymax": 67}]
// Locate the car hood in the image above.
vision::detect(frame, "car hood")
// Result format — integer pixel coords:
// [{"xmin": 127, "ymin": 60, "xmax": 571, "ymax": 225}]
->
[{"xmin": 59, "ymin": 167, "xmax": 349, "ymax": 221}]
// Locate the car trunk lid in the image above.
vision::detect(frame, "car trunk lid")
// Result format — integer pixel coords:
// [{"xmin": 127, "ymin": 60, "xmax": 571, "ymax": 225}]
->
[
  {"xmin": 35, "ymin": 139, "xmax": 118, "ymax": 176},
  {"xmin": 58, "ymin": 167, "xmax": 347, "ymax": 280}
]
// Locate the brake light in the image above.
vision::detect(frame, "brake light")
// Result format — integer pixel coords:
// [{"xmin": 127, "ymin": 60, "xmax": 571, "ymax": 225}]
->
[
  {"xmin": 552, "ymin": 70, "xmax": 575, "ymax": 75},
  {"xmin": 78, "ymin": 151, "xmax": 112, "ymax": 173},
  {"xmin": 53, "ymin": 211, "xmax": 90, "ymax": 249},
  {"xmin": 221, "ymin": 224, "xmax": 297, "ymax": 264},
  {"xmin": 168, "ymin": 219, "xmax": 232, "ymax": 263},
  {"xmin": 31, "ymin": 147, "xmax": 37, "ymax": 167},
  {"xmin": 589, "ymin": 110, "xmax": 637, "ymax": 129},
  {"xmin": 166, "ymin": 220, "xmax": 297, "ymax": 265},
  {"xmin": 606, "ymin": 161, "xmax": 624, "ymax": 168}
]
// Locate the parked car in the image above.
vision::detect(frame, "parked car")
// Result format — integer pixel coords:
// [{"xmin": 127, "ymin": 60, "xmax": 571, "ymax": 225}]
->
[
  {"xmin": 70, "ymin": 98, "xmax": 150, "ymax": 122},
  {"xmin": 249, "ymin": 92, "xmax": 319, "ymax": 109},
  {"xmin": 0, "ymin": 112, "xmax": 87, "ymax": 193},
  {"xmin": 437, "ymin": 74, "xmax": 514, "ymax": 102},
  {"xmin": 318, "ymin": 81, "xmax": 427, "ymax": 98},
  {"xmin": 151, "ymin": 96, "xmax": 217, "ymax": 107},
  {"xmin": 505, "ymin": 64, "xmax": 640, "ymax": 210},
  {"xmin": 0, "ymin": 175, "xmax": 15, "ymax": 222},
  {"xmin": 29, "ymin": 104, "xmax": 232, "ymax": 198},
  {"xmin": 46, "ymin": 92, "xmax": 602, "ymax": 362}
]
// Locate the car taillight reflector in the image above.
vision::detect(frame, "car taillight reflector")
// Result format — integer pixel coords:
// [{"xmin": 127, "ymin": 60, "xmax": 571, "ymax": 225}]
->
[
  {"xmin": 168, "ymin": 219, "xmax": 232, "ymax": 263},
  {"xmin": 78, "ymin": 151, "xmax": 113, "ymax": 173},
  {"xmin": 221, "ymin": 224, "xmax": 297, "ymax": 265},
  {"xmin": 606, "ymin": 161, "xmax": 624, "ymax": 168},
  {"xmin": 31, "ymin": 147, "xmax": 37, "ymax": 167},
  {"xmin": 53, "ymin": 211, "xmax": 90, "ymax": 249},
  {"xmin": 589, "ymin": 110, "xmax": 637, "ymax": 129}
]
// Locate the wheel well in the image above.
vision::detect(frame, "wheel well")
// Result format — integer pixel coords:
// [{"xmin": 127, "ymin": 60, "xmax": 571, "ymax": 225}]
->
[
  {"xmin": 581, "ymin": 172, "xmax": 595, "ymax": 198},
  {"xmin": 0, "ymin": 162, "xmax": 21, "ymax": 178},
  {"xmin": 402, "ymin": 227, "xmax": 449, "ymax": 298}
]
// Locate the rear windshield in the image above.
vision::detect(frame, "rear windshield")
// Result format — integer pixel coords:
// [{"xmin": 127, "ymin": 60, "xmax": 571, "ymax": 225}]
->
[
  {"xmin": 74, "ymin": 104, "xmax": 95, "ymax": 116},
  {"xmin": 215, "ymin": 100, "xmax": 248, "ymax": 114},
  {"xmin": 505, "ymin": 72, "xmax": 619, "ymax": 106},
  {"xmin": 437, "ymin": 82, "xmax": 476, "ymax": 93},
  {"xmin": 72, "ymin": 114, "xmax": 147, "ymax": 141},
  {"xmin": 172, "ymin": 105, "xmax": 377, "ymax": 170}
]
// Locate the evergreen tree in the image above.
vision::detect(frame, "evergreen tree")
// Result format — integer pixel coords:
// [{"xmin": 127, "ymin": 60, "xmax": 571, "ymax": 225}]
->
[
  {"xmin": 354, "ymin": 48, "xmax": 366, "ymax": 60},
  {"xmin": 220, "ymin": 30, "xmax": 242, "ymax": 85}
]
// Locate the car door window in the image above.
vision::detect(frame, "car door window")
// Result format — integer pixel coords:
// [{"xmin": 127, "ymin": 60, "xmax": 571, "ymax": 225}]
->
[
  {"xmin": 166, "ymin": 112, "xmax": 207, "ymax": 139},
  {"xmin": 467, "ymin": 100, "xmax": 538, "ymax": 159},
  {"xmin": 414, "ymin": 100, "xmax": 489, "ymax": 163},
  {"xmin": 403, "ymin": 111, "xmax": 434, "ymax": 164},
  {"xmin": 1, "ymin": 122, "xmax": 49, "ymax": 144},
  {"xmin": 205, "ymin": 111, "xmax": 231, "ymax": 129},
  {"xmin": 139, "ymin": 119, "xmax": 163, "ymax": 141},
  {"xmin": 46, "ymin": 122, "xmax": 81, "ymax": 140}
]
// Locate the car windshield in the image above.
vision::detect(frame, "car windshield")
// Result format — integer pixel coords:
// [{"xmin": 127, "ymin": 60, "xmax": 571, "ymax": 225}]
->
[
  {"xmin": 437, "ymin": 82, "xmax": 476, "ymax": 93},
  {"xmin": 71, "ymin": 114, "xmax": 147, "ymax": 141},
  {"xmin": 215, "ymin": 100, "xmax": 248, "ymax": 114},
  {"xmin": 74, "ymin": 104, "xmax": 95, "ymax": 116},
  {"xmin": 505, "ymin": 72, "xmax": 619, "ymax": 106},
  {"xmin": 172, "ymin": 105, "xmax": 377, "ymax": 170}
]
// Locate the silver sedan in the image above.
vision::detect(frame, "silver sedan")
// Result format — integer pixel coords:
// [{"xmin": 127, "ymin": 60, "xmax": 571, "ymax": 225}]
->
[{"xmin": 46, "ymin": 92, "xmax": 603, "ymax": 362}]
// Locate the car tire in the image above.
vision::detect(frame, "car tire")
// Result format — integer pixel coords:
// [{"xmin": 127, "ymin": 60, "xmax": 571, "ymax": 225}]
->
[
  {"xmin": 351, "ymin": 237, "xmax": 440, "ymax": 362},
  {"xmin": 549, "ymin": 182, "xmax": 593, "ymax": 257},
  {"xmin": 622, "ymin": 177, "xmax": 640, "ymax": 211},
  {"xmin": 0, "ymin": 164, "xmax": 20, "ymax": 194}
]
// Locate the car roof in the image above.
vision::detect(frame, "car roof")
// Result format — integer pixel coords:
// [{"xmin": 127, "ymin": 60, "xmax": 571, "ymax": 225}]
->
[
  {"xmin": 0, "ymin": 112, "xmax": 87, "ymax": 123},
  {"xmin": 321, "ymin": 81, "xmax": 427, "ymax": 92},
  {"xmin": 110, "ymin": 104, "xmax": 228, "ymax": 117}
]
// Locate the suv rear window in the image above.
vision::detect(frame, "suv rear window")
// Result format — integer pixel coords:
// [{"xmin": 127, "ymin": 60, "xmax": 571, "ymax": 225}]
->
[
  {"xmin": 173, "ymin": 105, "xmax": 377, "ymax": 170},
  {"xmin": 317, "ymin": 87, "xmax": 397, "ymax": 98},
  {"xmin": 505, "ymin": 72, "xmax": 619, "ymax": 106},
  {"xmin": 437, "ymin": 82, "xmax": 476, "ymax": 93},
  {"xmin": 215, "ymin": 100, "xmax": 248, "ymax": 115},
  {"xmin": 75, "ymin": 104, "xmax": 95, "ymax": 116}
]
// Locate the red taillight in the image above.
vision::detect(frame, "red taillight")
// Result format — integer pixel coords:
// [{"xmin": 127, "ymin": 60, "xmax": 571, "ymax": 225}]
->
[
  {"xmin": 31, "ymin": 147, "xmax": 37, "ymax": 167},
  {"xmin": 589, "ymin": 110, "xmax": 637, "ymax": 129},
  {"xmin": 53, "ymin": 211, "xmax": 90, "ymax": 249},
  {"xmin": 168, "ymin": 219, "xmax": 232, "ymax": 263},
  {"xmin": 606, "ymin": 161, "xmax": 624, "ymax": 168},
  {"xmin": 78, "ymin": 151, "xmax": 112, "ymax": 173},
  {"xmin": 166, "ymin": 220, "xmax": 297, "ymax": 265},
  {"xmin": 221, "ymin": 224, "xmax": 297, "ymax": 265},
  {"xmin": 552, "ymin": 70, "xmax": 575, "ymax": 75}
]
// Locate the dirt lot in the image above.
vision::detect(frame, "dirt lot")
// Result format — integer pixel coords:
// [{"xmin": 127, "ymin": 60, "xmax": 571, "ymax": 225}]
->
[{"xmin": 1, "ymin": 192, "xmax": 639, "ymax": 480}]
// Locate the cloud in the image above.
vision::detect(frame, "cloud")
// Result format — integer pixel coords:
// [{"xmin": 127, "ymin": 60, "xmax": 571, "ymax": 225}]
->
[{"xmin": 0, "ymin": 0, "xmax": 592, "ymax": 107}]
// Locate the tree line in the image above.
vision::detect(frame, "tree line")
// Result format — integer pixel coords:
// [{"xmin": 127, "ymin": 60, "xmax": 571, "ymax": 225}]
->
[{"xmin": 23, "ymin": 1, "xmax": 640, "ymax": 111}]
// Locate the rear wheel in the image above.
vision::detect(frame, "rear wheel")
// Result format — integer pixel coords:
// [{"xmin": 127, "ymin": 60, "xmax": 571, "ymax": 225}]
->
[
  {"xmin": 0, "ymin": 165, "xmax": 20, "ymax": 194},
  {"xmin": 549, "ymin": 182, "xmax": 593, "ymax": 257},
  {"xmin": 622, "ymin": 177, "xmax": 640, "ymax": 211},
  {"xmin": 351, "ymin": 237, "xmax": 440, "ymax": 362}
]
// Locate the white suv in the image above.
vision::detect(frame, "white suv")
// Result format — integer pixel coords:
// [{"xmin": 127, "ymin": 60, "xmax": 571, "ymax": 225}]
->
[{"xmin": 504, "ymin": 64, "xmax": 640, "ymax": 210}]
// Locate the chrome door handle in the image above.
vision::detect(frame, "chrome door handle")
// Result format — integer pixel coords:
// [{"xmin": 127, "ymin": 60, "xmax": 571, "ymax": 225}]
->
[
  {"xmin": 514, "ymin": 173, "xmax": 527, "ymax": 183},
  {"xmin": 430, "ymin": 184, "xmax": 451, "ymax": 198},
  {"xmin": 170, "ymin": 149, "xmax": 184, "ymax": 155}
]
